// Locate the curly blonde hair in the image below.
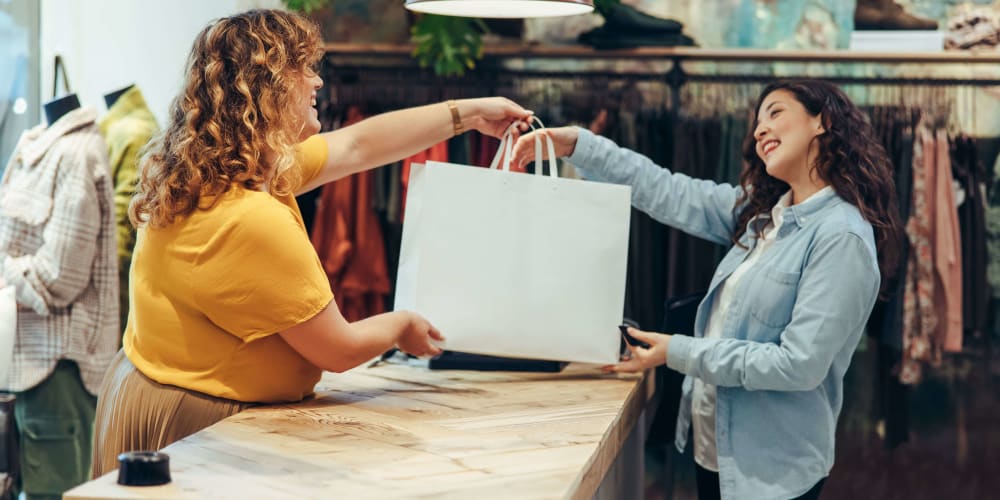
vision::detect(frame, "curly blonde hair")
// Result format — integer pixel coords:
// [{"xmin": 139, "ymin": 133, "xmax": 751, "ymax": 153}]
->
[{"xmin": 130, "ymin": 9, "xmax": 323, "ymax": 228}]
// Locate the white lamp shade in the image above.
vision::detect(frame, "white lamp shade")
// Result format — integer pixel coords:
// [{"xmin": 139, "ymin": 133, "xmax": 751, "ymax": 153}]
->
[{"xmin": 405, "ymin": 0, "xmax": 595, "ymax": 18}]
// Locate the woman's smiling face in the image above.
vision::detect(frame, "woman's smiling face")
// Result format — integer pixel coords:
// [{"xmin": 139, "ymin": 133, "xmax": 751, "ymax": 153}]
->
[{"xmin": 753, "ymin": 89, "xmax": 825, "ymax": 185}]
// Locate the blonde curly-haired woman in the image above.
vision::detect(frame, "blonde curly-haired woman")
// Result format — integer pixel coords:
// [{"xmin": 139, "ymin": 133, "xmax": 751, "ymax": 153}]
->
[{"xmin": 91, "ymin": 9, "xmax": 532, "ymax": 476}]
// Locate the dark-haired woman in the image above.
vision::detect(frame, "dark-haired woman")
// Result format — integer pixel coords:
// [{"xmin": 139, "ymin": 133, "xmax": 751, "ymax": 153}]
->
[{"xmin": 511, "ymin": 80, "xmax": 902, "ymax": 500}]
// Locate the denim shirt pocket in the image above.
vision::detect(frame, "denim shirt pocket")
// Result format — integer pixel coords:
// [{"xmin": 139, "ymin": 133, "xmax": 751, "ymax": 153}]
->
[{"xmin": 748, "ymin": 267, "xmax": 801, "ymax": 329}]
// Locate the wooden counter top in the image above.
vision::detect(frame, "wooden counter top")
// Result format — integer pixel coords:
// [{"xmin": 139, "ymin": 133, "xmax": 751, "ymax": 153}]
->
[{"xmin": 66, "ymin": 362, "xmax": 653, "ymax": 500}]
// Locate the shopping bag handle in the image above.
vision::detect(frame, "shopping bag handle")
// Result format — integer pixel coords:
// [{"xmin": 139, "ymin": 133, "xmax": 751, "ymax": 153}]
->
[
  {"xmin": 487, "ymin": 117, "xmax": 558, "ymax": 178},
  {"xmin": 530, "ymin": 118, "xmax": 559, "ymax": 178}
]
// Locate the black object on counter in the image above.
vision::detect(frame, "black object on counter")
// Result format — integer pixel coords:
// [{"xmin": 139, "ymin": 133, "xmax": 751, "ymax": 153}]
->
[
  {"xmin": 430, "ymin": 351, "xmax": 566, "ymax": 372},
  {"xmin": 117, "ymin": 451, "xmax": 171, "ymax": 486}
]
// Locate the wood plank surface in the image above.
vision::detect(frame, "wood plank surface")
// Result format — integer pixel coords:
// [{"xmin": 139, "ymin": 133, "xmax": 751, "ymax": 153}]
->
[{"xmin": 66, "ymin": 362, "xmax": 652, "ymax": 500}]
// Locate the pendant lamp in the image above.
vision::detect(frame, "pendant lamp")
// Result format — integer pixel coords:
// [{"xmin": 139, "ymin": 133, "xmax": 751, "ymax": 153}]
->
[{"xmin": 404, "ymin": 0, "xmax": 595, "ymax": 18}]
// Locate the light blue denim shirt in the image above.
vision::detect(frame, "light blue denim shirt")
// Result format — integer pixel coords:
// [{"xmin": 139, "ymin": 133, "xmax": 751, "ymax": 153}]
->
[{"xmin": 567, "ymin": 128, "xmax": 880, "ymax": 500}]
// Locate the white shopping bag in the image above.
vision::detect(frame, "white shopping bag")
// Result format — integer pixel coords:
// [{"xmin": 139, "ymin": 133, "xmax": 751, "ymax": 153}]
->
[
  {"xmin": 395, "ymin": 121, "xmax": 631, "ymax": 364},
  {"xmin": 0, "ymin": 286, "xmax": 16, "ymax": 388}
]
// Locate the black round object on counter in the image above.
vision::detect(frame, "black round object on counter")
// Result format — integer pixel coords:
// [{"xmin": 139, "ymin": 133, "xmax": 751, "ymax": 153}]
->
[{"xmin": 117, "ymin": 451, "xmax": 171, "ymax": 486}]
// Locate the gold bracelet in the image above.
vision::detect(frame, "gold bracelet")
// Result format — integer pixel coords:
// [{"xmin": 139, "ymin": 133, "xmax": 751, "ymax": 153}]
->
[{"xmin": 447, "ymin": 100, "xmax": 463, "ymax": 136}]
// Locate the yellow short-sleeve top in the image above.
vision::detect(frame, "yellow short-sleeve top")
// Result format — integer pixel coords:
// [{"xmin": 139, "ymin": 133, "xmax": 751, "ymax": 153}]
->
[{"xmin": 123, "ymin": 135, "xmax": 333, "ymax": 403}]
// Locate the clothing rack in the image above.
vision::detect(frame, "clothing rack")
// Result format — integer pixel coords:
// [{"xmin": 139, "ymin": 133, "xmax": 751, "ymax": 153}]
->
[
  {"xmin": 326, "ymin": 43, "xmax": 1000, "ymax": 62},
  {"xmin": 324, "ymin": 44, "xmax": 1000, "ymax": 121},
  {"xmin": 325, "ymin": 43, "xmax": 1000, "ymax": 87}
]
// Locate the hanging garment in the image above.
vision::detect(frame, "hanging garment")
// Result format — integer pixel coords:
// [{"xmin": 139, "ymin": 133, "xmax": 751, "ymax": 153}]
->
[
  {"xmin": 900, "ymin": 126, "xmax": 937, "ymax": 384},
  {"xmin": 98, "ymin": 86, "xmax": 158, "ymax": 336},
  {"xmin": 900, "ymin": 126, "xmax": 965, "ymax": 382},
  {"xmin": 0, "ymin": 286, "xmax": 13, "ymax": 387},
  {"xmin": 623, "ymin": 109, "xmax": 674, "ymax": 331},
  {"xmin": 447, "ymin": 132, "xmax": 471, "ymax": 166},
  {"xmin": 890, "ymin": 116, "xmax": 916, "ymax": 347},
  {"xmin": 0, "ymin": 106, "xmax": 118, "ymax": 394},
  {"xmin": 470, "ymin": 131, "xmax": 501, "ymax": 170},
  {"xmin": 862, "ymin": 108, "xmax": 917, "ymax": 447},
  {"xmin": 988, "ymin": 151, "xmax": 1000, "ymax": 303},
  {"xmin": 951, "ymin": 135, "xmax": 989, "ymax": 336},
  {"xmin": 400, "ymin": 141, "xmax": 449, "ymax": 220},
  {"xmin": 866, "ymin": 108, "xmax": 915, "ymax": 351},
  {"xmin": 666, "ymin": 114, "xmax": 724, "ymax": 300},
  {"xmin": 931, "ymin": 129, "xmax": 963, "ymax": 353},
  {"xmin": 376, "ymin": 162, "xmax": 404, "ymax": 311},
  {"xmin": 311, "ymin": 106, "xmax": 391, "ymax": 322}
]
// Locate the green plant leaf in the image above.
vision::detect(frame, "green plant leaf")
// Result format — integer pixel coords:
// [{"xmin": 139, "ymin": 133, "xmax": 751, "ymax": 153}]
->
[
  {"xmin": 410, "ymin": 14, "xmax": 484, "ymax": 77},
  {"xmin": 281, "ymin": 0, "xmax": 329, "ymax": 14}
]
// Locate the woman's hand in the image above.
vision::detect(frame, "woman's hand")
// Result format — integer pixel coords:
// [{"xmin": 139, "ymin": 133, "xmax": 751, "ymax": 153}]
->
[
  {"xmin": 396, "ymin": 312, "xmax": 445, "ymax": 358},
  {"xmin": 510, "ymin": 126, "xmax": 580, "ymax": 171},
  {"xmin": 459, "ymin": 97, "xmax": 534, "ymax": 139},
  {"xmin": 604, "ymin": 327, "xmax": 670, "ymax": 373}
]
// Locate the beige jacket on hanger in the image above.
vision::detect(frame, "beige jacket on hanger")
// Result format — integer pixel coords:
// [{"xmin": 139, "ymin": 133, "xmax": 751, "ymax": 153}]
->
[{"xmin": 0, "ymin": 106, "xmax": 118, "ymax": 394}]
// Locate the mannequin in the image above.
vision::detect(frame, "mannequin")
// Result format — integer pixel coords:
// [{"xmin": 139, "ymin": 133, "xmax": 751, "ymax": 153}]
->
[
  {"xmin": 4, "ymin": 74, "xmax": 116, "ymax": 500},
  {"xmin": 103, "ymin": 84, "xmax": 135, "ymax": 109},
  {"xmin": 43, "ymin": 93, "xmax": 81, "ymax": 126}
]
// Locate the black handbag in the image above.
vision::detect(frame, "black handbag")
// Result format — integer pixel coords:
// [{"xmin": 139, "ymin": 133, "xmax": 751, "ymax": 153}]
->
[{"xmin": 0, "ymin": 393, "xmax": 17, "ymax": 500}]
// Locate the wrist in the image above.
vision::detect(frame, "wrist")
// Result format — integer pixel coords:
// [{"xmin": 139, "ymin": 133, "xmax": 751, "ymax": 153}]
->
[
  {"xmin": 454, "ymin": 99, "xmax": 479, "ymax": 135},
  {"xmin": 448, "ymin": 99, "xmax": 467, "ymax": 136},
  {"xmin": 405, "ymin": 312, "xmax": 424, "ymax": 341},
  {"xmin": 398, "ymin": 310, "xmax": 415, "ymax": 330}
]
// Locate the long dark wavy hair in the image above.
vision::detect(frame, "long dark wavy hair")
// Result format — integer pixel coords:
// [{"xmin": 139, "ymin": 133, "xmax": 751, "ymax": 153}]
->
[{"xmin": 733, "ymin": 80, "xmax": 903, "ymax": 294}]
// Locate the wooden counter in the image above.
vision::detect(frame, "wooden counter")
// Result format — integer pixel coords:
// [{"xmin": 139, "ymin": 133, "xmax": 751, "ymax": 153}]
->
[{"xmin": 66, "ymin": 361, "xmax": 654, "ymax": 500}]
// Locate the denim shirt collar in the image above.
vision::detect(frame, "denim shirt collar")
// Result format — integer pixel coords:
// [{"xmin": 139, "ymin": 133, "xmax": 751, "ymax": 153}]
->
[
  {"xmin": 745, "ymin": 186, "xmax": 838, "ymax": 241},
  {"xmin": 783, "ymin": 186, "xmax": 838, "ymax": 228}
]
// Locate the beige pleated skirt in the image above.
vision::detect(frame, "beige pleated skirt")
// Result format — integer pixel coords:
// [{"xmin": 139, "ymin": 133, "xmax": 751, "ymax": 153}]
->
[{"xmin": 91, "ymin": 349, "xmax": 253, "ymax": 477}]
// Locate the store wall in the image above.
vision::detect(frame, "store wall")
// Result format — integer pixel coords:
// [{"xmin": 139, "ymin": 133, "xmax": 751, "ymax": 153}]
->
[{"xmin": 40, "ymin": 0, "xmax": 282, "ymax": 125}]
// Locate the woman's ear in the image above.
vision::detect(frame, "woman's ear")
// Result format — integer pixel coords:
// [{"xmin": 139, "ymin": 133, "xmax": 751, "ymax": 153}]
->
[{"xmin": 816, "ymin": 113, "xmax": 827, "ymax": 134}]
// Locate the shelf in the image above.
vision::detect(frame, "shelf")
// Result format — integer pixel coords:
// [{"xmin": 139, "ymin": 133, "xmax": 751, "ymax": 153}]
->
[{"xmin": 325, "ymin": 43, "xmax": 1000, "ymax": 64}]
